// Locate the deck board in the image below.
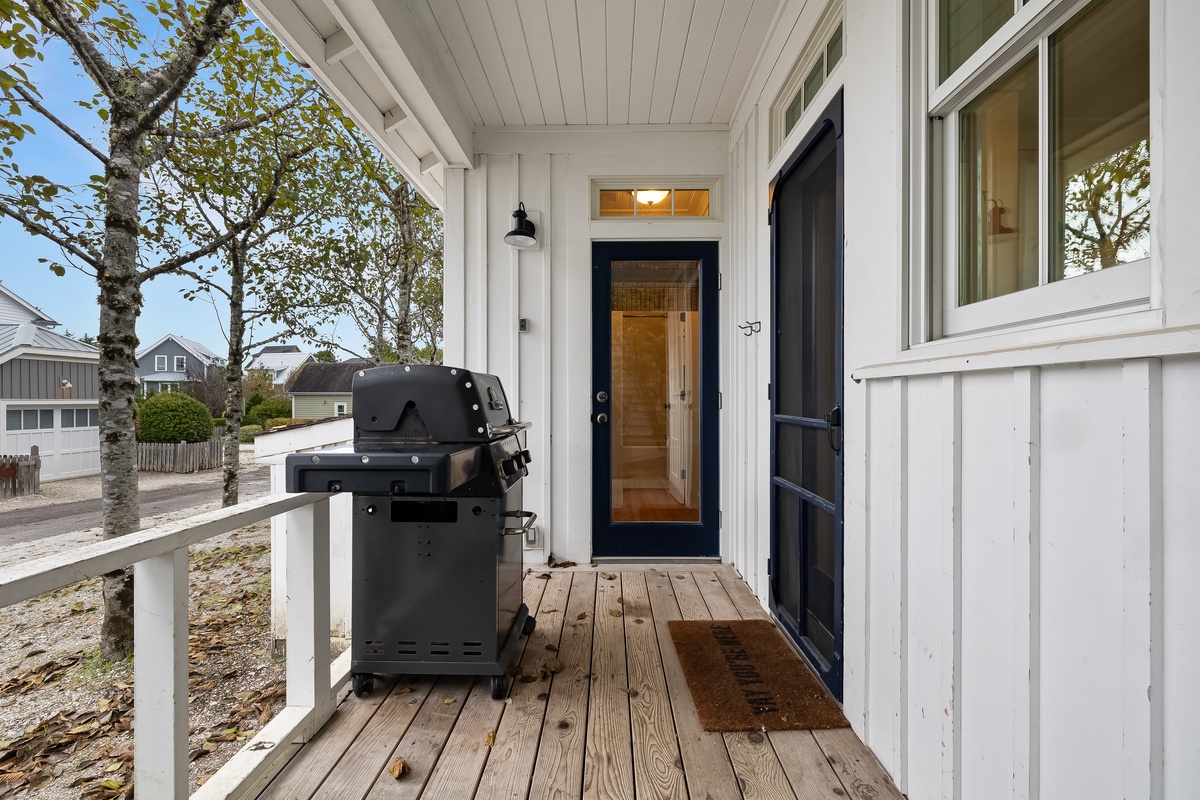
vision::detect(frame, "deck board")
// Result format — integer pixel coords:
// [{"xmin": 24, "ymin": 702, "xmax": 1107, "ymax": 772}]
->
[{"xmin": 254, "ymin": 567, "xmax": 902, "ymax": 800}]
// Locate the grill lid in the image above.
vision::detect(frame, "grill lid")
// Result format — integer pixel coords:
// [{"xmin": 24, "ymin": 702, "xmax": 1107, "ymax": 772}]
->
[{"xmin": 352, "ymin": 364, "xmax": 517, "ymax": 444}]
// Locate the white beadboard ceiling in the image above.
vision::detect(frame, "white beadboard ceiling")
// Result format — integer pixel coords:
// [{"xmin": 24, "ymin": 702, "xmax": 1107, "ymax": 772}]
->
[{"xmin": 247, "ymin": 0, "xmax": 780, "ymax": 207}]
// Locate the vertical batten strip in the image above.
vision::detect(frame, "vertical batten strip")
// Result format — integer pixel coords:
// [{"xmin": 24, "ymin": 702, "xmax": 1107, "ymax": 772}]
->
[
  {"xmin": 894, "ymin": 375, "xmax": 909, "ymax": 794},
  {"xmin": 1012, "ymin": 366, "xmax": 1041, "ymax": 800},
  {"xmin": 443, "ymin": 167, "xmax": 467, "ymax": 367},
  {"xmin": 944, "ymin": 373, "xmax": 962, "ymax": 800},
  {"xmin": 1120, "ymin": 358, "xmax": 1163, "ymax": 800},
  {"xmin": 284, "ymin": 498, "xmax": 332, "ymax": 735},
  {"xmin": 134, "ymin": 548, "xmax": 189, "ymax": 798}
]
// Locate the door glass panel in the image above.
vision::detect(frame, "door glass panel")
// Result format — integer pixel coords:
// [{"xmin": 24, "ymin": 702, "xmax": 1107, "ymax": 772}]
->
[
  {"xmin": 775, "ymin": 487, "xmax": 801, "ymax": 623},
  {"xmin": 802, "ymin": 503, "xmax": 838, "ymax": 665},
  {"xmin": 610, "ymin": 260, "xmax": 701, "ymax": 523},
  {"xmin": 775, "ymin": 139, "xmax": 838, "ymax": 420},
  {"xmin": 777, "ymin": 423, "xmax": 835, "ymax": 501}
]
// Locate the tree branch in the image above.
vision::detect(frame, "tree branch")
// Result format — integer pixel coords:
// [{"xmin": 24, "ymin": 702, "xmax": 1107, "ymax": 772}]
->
[
  {"xmin": 0, "ymin": 202, "xmax": 102, "ymax": 269},
  {"xmin": 12, "ymin": 85, "xmax": 109, "ymax": 166},
  {"xmin": 25, "ymin": 0, "xmax": 121, "ymax": 100},
  {"xmin": 135, "ymin": 0, "xmax": 242, "ymax": 134},
  {"xmin": 150, "ymin": 88, "xmax": 314, "ymax": 140}
]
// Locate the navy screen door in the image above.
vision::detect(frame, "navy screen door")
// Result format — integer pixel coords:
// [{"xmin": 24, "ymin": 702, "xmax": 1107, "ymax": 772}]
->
[
  {"xmin": 591, "ymin": 240, "xmax": 719, "ymax": 558},
  {"xmin": 769, "ymin": 91, "xmax": 845, "ymax": 699}
]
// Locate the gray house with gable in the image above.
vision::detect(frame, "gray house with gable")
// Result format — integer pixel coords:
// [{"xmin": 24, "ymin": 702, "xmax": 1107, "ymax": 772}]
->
[{"xmin": 135, "ymin": 334, "xmax": 225, "ymax": 397}]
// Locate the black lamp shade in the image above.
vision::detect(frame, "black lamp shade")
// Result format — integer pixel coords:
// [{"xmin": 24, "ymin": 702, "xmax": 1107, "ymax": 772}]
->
[{"xmin": 503, "ymin": 203, "xmax": 537, "ymax": 248}]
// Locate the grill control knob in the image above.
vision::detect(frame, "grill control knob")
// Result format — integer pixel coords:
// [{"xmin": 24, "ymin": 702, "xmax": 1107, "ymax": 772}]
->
[{"xmin": 521, "ymin": 449, "xmax": 532, "ymax": 463}]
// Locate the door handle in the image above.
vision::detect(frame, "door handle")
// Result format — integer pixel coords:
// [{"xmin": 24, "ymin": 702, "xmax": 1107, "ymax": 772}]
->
[
  {"xmin": 595, "ymin": 413, "xmax": 609, "ymax": 425},
  {"xmin": 824, "ymin": 405, "xmax": 842, "ymax": 454}
]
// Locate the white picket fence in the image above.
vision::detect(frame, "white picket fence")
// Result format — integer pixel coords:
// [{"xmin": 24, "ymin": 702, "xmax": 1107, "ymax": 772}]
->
[{"xmin": 0, "ymin": 491, "xmax": 342, "ymax": 799}]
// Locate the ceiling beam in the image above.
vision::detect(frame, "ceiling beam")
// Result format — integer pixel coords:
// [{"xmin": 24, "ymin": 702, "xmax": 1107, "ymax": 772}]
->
[
  {"xmin": 324, "ymin": 28, "xmax": 355, "ymax": 65},
  {"xmin": 243, "ymin": 0, "xmax": 445, "ymax": 208},
  {"xmin": 325, "ymin": 0, "xmax": 474, "ymax": 168},
  {"xmin": 419, "ymin": 153, "xmax": 440, "ymax": 174},
  {"xmin": 382, "ymin": 106, "xmax": 407, "ymax": 133}
]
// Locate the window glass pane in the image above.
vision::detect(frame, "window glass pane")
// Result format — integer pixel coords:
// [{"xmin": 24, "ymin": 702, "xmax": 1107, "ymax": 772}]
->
[
  {"xmin": 803, "ymin": 57, "xmax": 825, "ymax": 110},
  {"xmin": 6, "ymin": 410, "xmax": 21, "ymax": 430},
  {"xmin": 61, "ymin": 409, "xmax": 74, "ymax": 428},
  {"xmin": 785, "ymin": 88, "xmax": 805, "ymax": 137},
  {"xmin": 1051, "ymin": 0, "xmax": 1149, "ymax": 281},
  {"xmin": 598, "ymin": 190, "xmax": 636, "ymax": 217},
  {"xmin": 673, "ymin": 190, "xmax": 710, "ymax": 217},
  {"xmin": 959, "ymin": 53, "xmax": 1039, "ymax": 305},
  {"xmin": 826, "ymin": 22, "xmax": 844, "ymax": 71},
  {"xmin": 635, "ymin": 189, "xmax": 671, "ymax": 217},
  {"xmin": 90, "ymin": 409, "xmax": 99, "ymax": 427},
  {"xmin": 40, "ymin": 410, "xmax": 53, "ymax": 429},
  {"xmin": 23, "ymin": 410, "xmax": 38, "ymax": 429},
  {"xmin": 940, "ymin": 0, "xmax": 1014, "ymax": 82}
]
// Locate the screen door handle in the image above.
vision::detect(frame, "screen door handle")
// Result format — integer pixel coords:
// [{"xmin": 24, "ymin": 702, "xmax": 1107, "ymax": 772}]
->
[{"xmin": 824, "ymin": 405, "xmax": 842, "ymax": 454}]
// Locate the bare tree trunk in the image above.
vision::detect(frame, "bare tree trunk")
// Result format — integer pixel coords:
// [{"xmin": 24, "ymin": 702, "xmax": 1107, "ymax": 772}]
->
[
  {"xmin": 222, "ymin": 243, "xmax": 247, "ymax": 506},
  {"xmin": 98, "ymin": 116, "xmax": 145, "ymax": 661}
]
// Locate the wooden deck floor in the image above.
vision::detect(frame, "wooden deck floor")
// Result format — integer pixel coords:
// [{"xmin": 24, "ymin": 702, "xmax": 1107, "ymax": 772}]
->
[{"xmin": 257, "ymin": 566, "xmax": 902, "ymax": 800}]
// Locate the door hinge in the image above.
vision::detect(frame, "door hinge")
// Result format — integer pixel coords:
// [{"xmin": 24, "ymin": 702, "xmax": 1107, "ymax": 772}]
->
[
  {"xmin": 767, "ymin": 383, "xmax": 772, "ymax": 400},
  {"xmin": 719, "ymin": 510, "xmax": 723, "ymax": 528},
  {"xmin": 718, "ymin": 272, "xmax": 723, "ymax": 290},
  {"xmin": 719, "ymin": 391, "xmax": 723, "ymax": 409}
]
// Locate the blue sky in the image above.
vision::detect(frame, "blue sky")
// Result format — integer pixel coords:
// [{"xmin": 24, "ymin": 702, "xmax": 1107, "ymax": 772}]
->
[{"xmin": 0, "ymin": 29, "xmax": 367, "ymax": 359}]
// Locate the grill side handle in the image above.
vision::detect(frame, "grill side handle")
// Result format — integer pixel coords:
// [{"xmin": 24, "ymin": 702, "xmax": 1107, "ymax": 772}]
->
[
  {"xmin": 500, "ymin": 510, "xmax": 537, "ymax": 536},
  {"xmin": 487, "ymin": 421, "xmax": 532, "ymax": 437}
]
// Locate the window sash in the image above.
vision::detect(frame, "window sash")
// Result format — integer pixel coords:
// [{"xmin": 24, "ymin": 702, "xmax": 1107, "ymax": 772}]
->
[
  {"xmin": 174, "ymin": 356, "xmax": 187, "ymax": 372},
  {"xmin": 155, "ymin": 355, "xmax": 167, "ymax": 371},
  {"xmin": 928, "ymin": 0, "xmax": 1150, "ymax": 335}
]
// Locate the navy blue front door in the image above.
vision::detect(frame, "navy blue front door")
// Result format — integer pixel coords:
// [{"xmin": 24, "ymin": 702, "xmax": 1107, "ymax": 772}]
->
[
  {"xmin": 591, "ymin": 241, "xmax": 719, "ymax": 558},
  {"xmin": 769, "ymin": 92, "xmax": 845, "ymax": 699}
]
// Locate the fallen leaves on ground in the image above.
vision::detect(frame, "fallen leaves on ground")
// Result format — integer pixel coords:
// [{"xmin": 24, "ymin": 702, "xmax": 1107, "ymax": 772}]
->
[
  {"xmin": 0, "ymin": 652, "xmax": 85, "ymax": 696},
  {"xmin": 388, "ymin": 758, "xmax": 410, "ymax": 779}
]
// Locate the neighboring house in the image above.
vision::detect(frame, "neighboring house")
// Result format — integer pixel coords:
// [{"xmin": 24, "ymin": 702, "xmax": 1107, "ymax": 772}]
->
[
  {"xmin": 246, "ymin": 344, "xmax": 316, "ymax": 388},
  {"xmin": 286, "ymin": 362, "xmax": 359, "ymax": 419},
  {"xmin": 135, "ymin": 334, "xmax": 225, "ymax": 397},
  {"xmin": 251, "ymin": 1, "xmax": 1200, "ymax": 798},
  {"xmin": 0, "ymin": 282, "xmax": 100, "ymax": 481}
]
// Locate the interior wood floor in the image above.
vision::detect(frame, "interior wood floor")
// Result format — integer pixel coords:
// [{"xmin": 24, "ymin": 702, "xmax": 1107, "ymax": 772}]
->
[
  {"xmin": 611, "ymin": 488, "xmax": 699, "ymax": 522},
  {"xmin": 256, "ymin": 565, "xmax": 902, "ymax": 800}
]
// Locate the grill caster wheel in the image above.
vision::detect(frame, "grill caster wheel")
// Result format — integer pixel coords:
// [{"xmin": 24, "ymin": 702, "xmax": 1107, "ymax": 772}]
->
[
  {"xmin": 490, "ymin": 675, "xmax": 508, "ymax": 700},
  {"xmin": 352, "ymin": 673, "xmax": 374, "ymax": 697},
  {"xmin": 522, "ymin": 615, "xmax": 536, "ymax": 636}
]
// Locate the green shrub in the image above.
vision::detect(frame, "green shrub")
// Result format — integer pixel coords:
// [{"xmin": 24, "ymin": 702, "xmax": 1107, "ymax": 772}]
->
[
  {"xmin": 247, "ymin": 393, "xmax": 264, "ymax": 409},
  {"xmin": 212, "ymin": 417, "xmax": 226, "ymax": 427},
  {"xmin": 239, "ymin": 425, "xmax": 263, "ymax": 443},
  {"xmin": 137, "ymin": 392, "xmax": 214, "ymax": 443},
  {"xmin": 255, "ymin": 398, "xmax": 292, "ymax": 420}
]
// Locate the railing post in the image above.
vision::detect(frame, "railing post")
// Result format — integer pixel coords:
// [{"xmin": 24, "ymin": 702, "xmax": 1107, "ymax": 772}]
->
[
  {"xmin": 284, "ymin": 498, "xmax": 333, "ymax": 737},
  {"xmin": 134, "ymin": 548, "xmax": 188, "ymax": 798}
]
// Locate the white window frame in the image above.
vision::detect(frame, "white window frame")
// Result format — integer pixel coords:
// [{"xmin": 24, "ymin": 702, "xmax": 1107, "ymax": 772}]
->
[
  {"xmin": 334, "ymin": 402, "xmax": 348, "ymax": 417},
  {"xmin": 590, "ymin": 177, "xmax": 721, "ymax": 221},
  {"xmin": 917, "ymin": 0, "xmax": 1156, "ymax": 342},
  {"xmin": 155, "ymin": 355, "xmax": 167, "ymax": 372},
  {"xmin": 174, "ymin": 355, "xmax": 187, "ymax": 372}
]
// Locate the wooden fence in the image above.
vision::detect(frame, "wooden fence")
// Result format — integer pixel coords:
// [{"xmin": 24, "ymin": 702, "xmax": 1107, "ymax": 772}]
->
[
  {"xmin": 137, "ymin": 440, "xmax": 223, "ymax": 473},
  {"xmin": 0, "ymin": 446, "xmax": 41, "ymax": 498}
]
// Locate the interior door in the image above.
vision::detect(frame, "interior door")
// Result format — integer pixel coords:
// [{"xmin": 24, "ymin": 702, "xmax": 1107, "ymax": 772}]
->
[
  {"xmin": 592, "ymin": 240, "xmax": 719, "ymax": 558},
  {"xmin": 769, "ymin": 91, "xmax": 845, "ymax": 699}
]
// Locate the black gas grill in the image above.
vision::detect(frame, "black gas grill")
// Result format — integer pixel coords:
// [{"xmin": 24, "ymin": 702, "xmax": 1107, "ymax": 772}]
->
[{"xmin": 285, "ymin": 364, "xmax": 536, "ymax": 700}]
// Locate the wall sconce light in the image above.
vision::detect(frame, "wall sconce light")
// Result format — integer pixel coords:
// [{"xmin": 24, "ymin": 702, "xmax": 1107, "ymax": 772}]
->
[
  {"xmin": 503, "ymin": 202, "xmax": 537, "ymax": 248},
  {"xmin": 60, "ymin": 379, "xmax": 73, "ymax": 390}
]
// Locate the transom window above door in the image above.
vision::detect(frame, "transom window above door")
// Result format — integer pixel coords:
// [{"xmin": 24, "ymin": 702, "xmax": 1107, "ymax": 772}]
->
[
  {"xmin": 928, "ymin": 0, "xmax": 1151, "ymax": 335},
  {"xmin": 592, "ymin": 178, "xmax": 719, "ymax": 220},
  {"xmin": 769, "ymin": 1, "xmax": 844, "ymax": 156}
]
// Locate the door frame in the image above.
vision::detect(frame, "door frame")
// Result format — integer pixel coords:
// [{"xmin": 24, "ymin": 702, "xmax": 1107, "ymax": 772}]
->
[
  {"xmin": 591, "ymin": 240, "xmax": 720, "ymax": 558},
  {"xmin": 768, "ymin": 90, "xmax": 845, "ymax": 699}
]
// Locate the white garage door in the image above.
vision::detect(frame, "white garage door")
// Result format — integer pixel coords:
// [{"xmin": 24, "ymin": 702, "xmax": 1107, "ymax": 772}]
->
[{"xmin": 3, "ymin": 406, "xmax": 101, "ymax": 481}]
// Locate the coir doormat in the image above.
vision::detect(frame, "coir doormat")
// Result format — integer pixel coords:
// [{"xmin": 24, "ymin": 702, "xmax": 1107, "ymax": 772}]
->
[{"xmin": 667, "ymin": 619, "xmax": 848, "ymax": 732}]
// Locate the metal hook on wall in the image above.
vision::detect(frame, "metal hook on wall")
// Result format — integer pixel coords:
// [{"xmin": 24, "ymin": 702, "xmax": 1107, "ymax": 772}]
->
[{"xmin": 737, "ymin": 321, "xmax": 761, "ymax": 336}]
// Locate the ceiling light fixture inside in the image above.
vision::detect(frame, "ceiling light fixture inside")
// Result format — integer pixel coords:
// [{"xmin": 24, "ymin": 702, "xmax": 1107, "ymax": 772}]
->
[{"xmin": 634, "ymin": 189, "xmax": 669, "ymax": 206}]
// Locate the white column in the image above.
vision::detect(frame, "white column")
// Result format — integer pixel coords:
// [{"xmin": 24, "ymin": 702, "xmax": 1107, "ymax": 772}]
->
[{"xmin": 285, "ymin": 498, "xmax": 333, "ymax": 736}]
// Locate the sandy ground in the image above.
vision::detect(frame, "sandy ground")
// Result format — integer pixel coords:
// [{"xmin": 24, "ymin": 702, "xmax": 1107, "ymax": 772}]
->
[{"xmin": 0, "ymin": 446, "xmax": 317, "ymax": 798}]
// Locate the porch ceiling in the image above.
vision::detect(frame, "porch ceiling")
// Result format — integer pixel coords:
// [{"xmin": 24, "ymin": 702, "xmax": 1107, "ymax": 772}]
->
[{"xmin": 245, "ymin": 0, "xmax": 780, "ymax": 208}]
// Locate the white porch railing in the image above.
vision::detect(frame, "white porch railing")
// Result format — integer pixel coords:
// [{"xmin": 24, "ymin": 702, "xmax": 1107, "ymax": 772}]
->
[{"xmin": 0, "ymin": 490, "xmax": 343, "ymax": 800}]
